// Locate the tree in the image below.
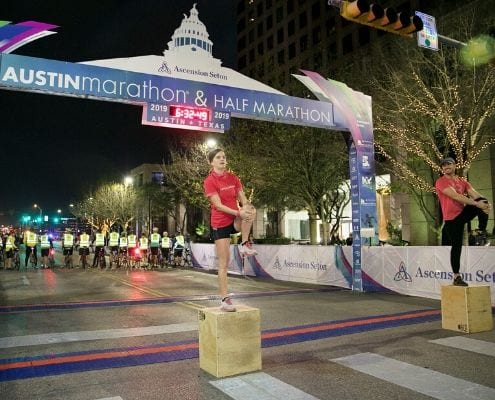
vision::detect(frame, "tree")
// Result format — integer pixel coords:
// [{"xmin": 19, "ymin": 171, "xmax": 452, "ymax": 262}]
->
[
  {"xmin": 162, "ymin": 142, "xmax": 212, "ymax": 234},
  {"xmin": 225, "ymin": 120, "xmax": 350, "ymax": 244},
  {"xmin": 72, "ymin": 182, "xmax": 137, "ymax": 231}
]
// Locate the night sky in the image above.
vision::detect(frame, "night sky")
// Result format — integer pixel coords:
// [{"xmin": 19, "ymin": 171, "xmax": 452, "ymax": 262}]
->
[{"xmin": 1, "ymin": 0, "xmax": 237, "ymax": 222}]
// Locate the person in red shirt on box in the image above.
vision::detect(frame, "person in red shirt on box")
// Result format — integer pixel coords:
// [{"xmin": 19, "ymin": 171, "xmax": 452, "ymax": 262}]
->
[
  {"xmin": 203, "ymin": 148, "xmax": 257, "ymax": 312},
  {"xmin": 435, "ymin": 157, "xmax": 491, "ymax": 286}
]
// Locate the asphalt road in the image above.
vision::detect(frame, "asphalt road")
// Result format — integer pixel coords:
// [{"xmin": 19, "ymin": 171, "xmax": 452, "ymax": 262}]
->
[{"xmin": 0, "ymin": 253, "xmax": 494, "ymax": 400}]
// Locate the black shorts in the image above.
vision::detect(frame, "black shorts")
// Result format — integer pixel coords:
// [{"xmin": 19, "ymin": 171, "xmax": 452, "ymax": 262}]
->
[
  {"xmin": 212, "ymin": 223, "xmax": 238, "ymax": 241},
  {"xmin": 150, "ymin": 247, "xmax": 159, "ymax": 255},
  {"xmin": 79, "ymin": 247, "xmax": 89, "ymax": 256},
  {"xmin": 41, "ymin": 248, "xmax": 50, "ymax": 257},
  {"xmin": 63, "ymin": 247, "xmax": 73, "ymax": 256},
  {"xmin": 6, "ymin": 249, "xmax": 14, "ymax": 258},
  {"xmin": 110, "ymin": 246, "xmax": 119, "ymax": 253},
  {"xmin": 119, "ymin": 247, "xmax": 128, "ymax": 254},
  {"xmin": 161, "ymin": 248, "xmax": 170, "ymax": 257}
]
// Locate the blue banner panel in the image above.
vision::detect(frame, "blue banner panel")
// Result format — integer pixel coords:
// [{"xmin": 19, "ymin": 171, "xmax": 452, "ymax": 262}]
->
[{"xmin": 0, "ymin": 54, "xmax": 344, "ymax": 131}]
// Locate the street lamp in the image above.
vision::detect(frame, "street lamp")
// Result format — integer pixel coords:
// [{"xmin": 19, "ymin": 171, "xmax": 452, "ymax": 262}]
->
[
  {"xmin": 206, "ymin": 138, "xmax": 217, "ymax": 149},
  {"xmin": 33, "ymin": 203, "xmax": 43, "ymax": 217},
  {"xmin": 124, "ymin": 176, "xmax": 133, "ymax": 186},
  {"xmin": 33, "ymin": 203, "xmax": 43, "ymax": 223}
]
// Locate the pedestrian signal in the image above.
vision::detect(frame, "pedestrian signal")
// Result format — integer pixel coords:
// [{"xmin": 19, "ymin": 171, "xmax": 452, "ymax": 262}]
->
[{"xmin": 340, "ymin": 0, "xmax": 423, "ymax": 37}]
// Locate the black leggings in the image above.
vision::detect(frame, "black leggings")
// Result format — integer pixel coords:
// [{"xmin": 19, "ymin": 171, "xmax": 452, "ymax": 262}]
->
[{"xmin": 442, "ymin": 199, "xmax": 488, "ymax": 274}]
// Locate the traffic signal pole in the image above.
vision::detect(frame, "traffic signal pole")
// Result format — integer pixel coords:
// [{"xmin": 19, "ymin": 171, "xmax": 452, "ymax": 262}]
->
[{"xmin": 328, "ymin": 1, "xmax": 467, "ymax": 48}]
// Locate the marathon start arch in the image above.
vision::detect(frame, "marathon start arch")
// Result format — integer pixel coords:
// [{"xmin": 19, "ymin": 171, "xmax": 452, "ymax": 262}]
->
[{"xmin": 0, "ymin": 4, "xmax": 377, "ymax": 291}]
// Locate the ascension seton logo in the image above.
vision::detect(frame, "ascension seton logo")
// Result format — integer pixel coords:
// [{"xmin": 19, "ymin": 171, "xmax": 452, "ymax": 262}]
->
[
  {"xmin": 158, "ymin": 61, "xmax": 171, "ymax": 74},
  {"xmin": 394, "ymin": 261, "xmax": 412, "ymax": 282}
]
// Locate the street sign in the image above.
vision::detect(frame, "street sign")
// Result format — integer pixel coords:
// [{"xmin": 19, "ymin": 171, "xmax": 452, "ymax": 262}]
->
[{"xmin": 416, "ymin": 11, "xmax": 438, "ymax": 51}]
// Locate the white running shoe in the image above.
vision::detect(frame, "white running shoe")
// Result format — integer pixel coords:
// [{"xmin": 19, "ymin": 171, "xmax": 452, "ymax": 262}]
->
[
  {"xmin": 220, "ymin": 297, "xmax": 236, "ymax": 312},
  {"xmin": 239, "ymin": 242, "xmax": 257, "ymax": 256}
]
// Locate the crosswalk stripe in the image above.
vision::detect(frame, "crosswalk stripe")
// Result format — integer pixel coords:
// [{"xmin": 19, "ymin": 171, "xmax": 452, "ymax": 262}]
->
[
  {"xmin": 94, "ymin": 397, "xmax": 123, "ymax": 400},
  {"xmin": 210, "ymin": 372, "xmax": 319, "ymax": 400},
  {"xmin": 429, "ymin": 336, "xmax": 495, "ymax": 357},
  {"xmin": 0, "ymin": 322, "xmax": 197, "ymax": 348},
  {"xmin": 331, "ymin": 352, "xmax": 495, "ymax": 400}
]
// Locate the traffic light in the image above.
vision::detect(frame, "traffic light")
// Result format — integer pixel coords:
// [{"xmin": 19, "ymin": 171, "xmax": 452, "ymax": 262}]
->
[{"xmin": 340, "ymin": 0, "xmax": 423, "ymax": 37}]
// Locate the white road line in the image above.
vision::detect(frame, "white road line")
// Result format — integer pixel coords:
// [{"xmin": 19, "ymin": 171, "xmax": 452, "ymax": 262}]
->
[
  {"xmin": 21, "ymin": 275, "xmax": 30, "ymax": 285},
  {"xmin": 210, "ymin": 372, "xmax": 319, "ymax": 400},
  {"xmin": 331, "ymin": 352, "xmax": 495, "ymax": 400},
  {"xmin": 430, "ymin": 336, "xmax": 495, "ymax": 357},
  {"xmin": 94, "ymin": 397, "xmax": 123, "ymax": 400},
  {"xmin": 0, "ymin": 322, "xmax": 197, "ymax": 348}
]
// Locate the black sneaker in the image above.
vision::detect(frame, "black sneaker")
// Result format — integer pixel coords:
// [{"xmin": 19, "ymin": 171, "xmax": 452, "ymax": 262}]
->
[{"xmin": 453, "ymin": 276, "xmax": 468, "ymax": 286}]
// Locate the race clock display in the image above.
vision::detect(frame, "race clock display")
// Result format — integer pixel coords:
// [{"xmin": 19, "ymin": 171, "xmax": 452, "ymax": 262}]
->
[{"xmin": 169, "ymin": 105, "xmax": 211, "ymax": 122}]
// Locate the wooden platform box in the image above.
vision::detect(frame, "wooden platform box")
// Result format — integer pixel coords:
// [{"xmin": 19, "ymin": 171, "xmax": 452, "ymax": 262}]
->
[
  {"xmin": 441, "ymin": 285, "xmax": 493, "ymax": 333},
  {"xmin": 199, "ymin": 305, "xmax": 261, "ymax": 378}
]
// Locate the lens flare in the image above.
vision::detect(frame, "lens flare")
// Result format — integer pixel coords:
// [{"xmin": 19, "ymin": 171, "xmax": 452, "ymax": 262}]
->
[{"xmin": 460, "ymin": 35, "xmax": 495, "ymax": 66}]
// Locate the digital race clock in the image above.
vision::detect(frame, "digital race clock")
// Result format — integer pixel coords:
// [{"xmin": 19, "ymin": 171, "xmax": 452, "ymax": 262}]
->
[{"xmin": 169, "ymin": 105, "xmax": 211, "ymax": 122}]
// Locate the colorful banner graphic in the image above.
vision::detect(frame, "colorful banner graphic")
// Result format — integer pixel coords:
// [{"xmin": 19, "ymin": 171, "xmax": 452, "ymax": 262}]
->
[{"xmin": 190, "ymin": 244, "xmax": 495, "ymax": 305}]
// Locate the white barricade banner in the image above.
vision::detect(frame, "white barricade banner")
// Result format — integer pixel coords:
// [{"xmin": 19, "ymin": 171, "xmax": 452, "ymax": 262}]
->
[{"xmin": 190, "ymin": 244, "xmax": 495, "ymax": 304}]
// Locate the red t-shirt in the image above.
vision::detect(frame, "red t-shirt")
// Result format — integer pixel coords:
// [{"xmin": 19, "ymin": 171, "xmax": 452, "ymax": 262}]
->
[
  {"xmin": 435, "ymin": 175, "xmax": 472, "ymax": 221},
  {"xmin": 203, "ymin": 171, "xmax": 242, "ymax": 228}
]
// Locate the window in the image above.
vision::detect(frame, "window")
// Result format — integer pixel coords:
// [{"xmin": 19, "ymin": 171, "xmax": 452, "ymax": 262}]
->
[
  {"xmin": 287, "ymin": 0, "xmax": 294, "ymax": 14},
  {"xmin": 311, "ymin": 2, "xmax": 321, "ymax": 20},
  {"xmin": 237, "ymin": 36, "xmax": 246, "ymax": 52},
  {"xmin": 238, "ymin": 55, "xmax": 247, "ymax": 69},
  {"xmin": 266, "ymin": 14, "xmax": 273, "ymax": 30},
  {"xmin": 277, "ymin": 27, "xmax": 284, "ymax": 44},
  {"xmin": 276, "ymin": 6, "xmax": 284, "ymax": 23},
  {"xmin": 313, "ymin": 52, "xmax": 322, "ymax": 69},
  {"xmin": 267, "ymin": 35, "xmax": 274, "ymax": 50},
  {"xmin": 257, "ymin": 42, "xmax": 264, "ymax": 55},
  {"xmin": 257, "ymin": 2, "xmax": 263, "ymax": 17},
  {"xmin": 289, "ymin": 42, "xmax": 296, "ymax": 59},
  {"xmin": 277, "ymin": 49, "xmax": 285, "ymax": 64},
  {"xmin": 249, "ymin": 48, "xmax": 255, "ymax": 63},
  {"xmin": 151, "ymin": 172, "xmax": 163, "ymax": 185},
  {"xmin": 257, "ymin": 22, "xmax": 264, "ymax": 37},
  {"xmin": 288, "ymin": 19, "xmax": 295, "ymax": 36},
  {"xmin": 312, "ymin": 27, "xmax": 321, "ymax": 45},
  {"xmin": 299, "ymin": 12, "xmax": 307, "ymax": 29},
  {"xmin": 300, "ymin": 34, "xmax": 308, "ymax": 52},
  {"xmin": 249, "ymin": 29, "xmax": 254, "ymax": 43}
]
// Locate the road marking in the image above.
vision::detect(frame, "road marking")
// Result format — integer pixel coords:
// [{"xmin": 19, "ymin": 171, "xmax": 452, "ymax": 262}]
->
[
  {"xmin": 430, "ymin": 336, "xmax": 495, "ymax": 357},
  {"xmin": 94, "ymin": 397, "xmax": 123, "ymax": 400},
  {"xmin": 98, "ymin": 272, "xmax": 205, "ymax": 311},
  {"xmin": 331, "ymin": 352, "xmax": 495, "ymax": 400},
  {"xmin": 0, "ymin": 322, "xmax": 197, "ymax": 348},
  {"xmin": 210, "ymin": 372, "xmax": 319, "ymax": 400},
  {"xmin": 21, "ymin": 275, "xmax": 30, "ymax": 285}
]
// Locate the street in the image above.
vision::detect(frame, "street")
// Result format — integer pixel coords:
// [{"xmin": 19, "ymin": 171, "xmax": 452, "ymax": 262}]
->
[{"xmin": 1, "ymin": 255, "xmax": 494, "ymax": 400}]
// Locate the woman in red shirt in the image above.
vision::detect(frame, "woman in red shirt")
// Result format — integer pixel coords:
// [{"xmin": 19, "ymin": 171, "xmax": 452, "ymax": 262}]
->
[{"xmin": 204, "ymin": 149, "xmax": 257, "ymax": 311}]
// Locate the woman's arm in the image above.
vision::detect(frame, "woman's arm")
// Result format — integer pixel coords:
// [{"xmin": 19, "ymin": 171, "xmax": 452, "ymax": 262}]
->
[{"xmin": 208, "ymin": 193, "xmax": 241, "ymax": 217}]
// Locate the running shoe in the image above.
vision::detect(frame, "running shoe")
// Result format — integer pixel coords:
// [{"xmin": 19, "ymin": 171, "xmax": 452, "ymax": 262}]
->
[
  {"xmin": 239, "ymin": 242, "xmax": 257, "ymax": 256},
  {"xmin": 453, "ymin": 276, "xmax": 468, "ymax": 286},
  {"xmin": 220, "ymin": 297, "xmax": 236, "ymax": 312}
]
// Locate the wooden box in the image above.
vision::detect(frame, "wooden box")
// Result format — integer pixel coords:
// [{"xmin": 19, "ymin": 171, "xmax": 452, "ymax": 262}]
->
[
  {"xmin": 199, "ymin": 305, "xmax": 261, "ymax": 377},
  {"xmin": 441, "ymin": 285, "xmax": 493, "ymax": 333}
]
